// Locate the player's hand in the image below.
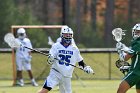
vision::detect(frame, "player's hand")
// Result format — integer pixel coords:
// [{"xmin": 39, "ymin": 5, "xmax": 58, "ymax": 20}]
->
[
  {"xmin": 83, "ymin": 66, "xmax": 94, "ymax": 74},
  {"xmin": 47, "ymin": 55, "xmax": 55, "ymax": 65},
  {"xmin": 116, "ymin": 42, "xmax": 131, "ymax": 53},
  {"xmin": 119, "ymin": 66, "xmax": 130, "ymax": 70},
  {"xmin": 119, "ymin": 66, "xmax": 130, "ymax": 73},
  {"xmin": 119, "ymin": 51, "xmax": 127, "ymax": 61},
  {"xmin": 116, "ymin": 42, "xmax": 125, "ymax": 51}
]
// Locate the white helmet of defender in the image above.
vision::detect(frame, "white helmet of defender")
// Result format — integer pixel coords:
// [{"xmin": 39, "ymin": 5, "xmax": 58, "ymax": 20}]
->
[
  {"xmin": 132, "ymin": 23, "xmax": 140, "ymax": 39},
  {"xmin": 60, "ymin": 25, "xmax": 73, "ymax": 44},
  {"xmin": 17, "ymin": 28, "xmax": 26, "ymax": 39}
]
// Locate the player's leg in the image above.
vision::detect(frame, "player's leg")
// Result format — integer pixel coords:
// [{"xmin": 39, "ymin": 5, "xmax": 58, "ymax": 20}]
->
[
  {"xmin": 117, "ymin": 72, "xmax": 138, "ymax": 93},
  {"xmin": 38, "ymin": 88, "xmax": 49, "ymax": 93},
  {"xmin": 16, "ymin": 58, "xmax": 24, "ymax": 86},
  {"xmin": 59, "ymin": 77, "xmax": 72, "ymax": 93},
  {"xmin": 117, "ymin": 80, "xmax": 130, "ymax": 93},
  {"xmin": 24, "ymin": 61, "xmax": 38, "ymax": 86},
  {"xmin": 135, "ymin": 79, "xmax": 140, "ymax": 93},
  {"xmin": 17, "ymin": 70, "xmax": 24, "ymax": 86},
  {"xmin": 38, "ymin": 69, "xmax": 60, "ymax": 93},
  {"xmin": 27, "ymin": 70, "xmax": 38, "ymax": 86},
  {"xmin": 136, "ymin": 89, "xmax": 140, "ymax": 93},
  {"xmin": 17, "ymin": 70, "xmax": 23, "ymax": 80},
  {"xmin": 26, "ymin": 69, "xmax": 33, "ymax": 79}
]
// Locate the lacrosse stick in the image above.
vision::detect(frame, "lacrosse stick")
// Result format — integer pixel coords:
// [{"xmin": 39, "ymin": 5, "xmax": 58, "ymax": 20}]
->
[
  {"xmin": 112, "ymin": 28, "xmax": 129, "ymax": 74},
  {"xmin": 112, "ymin": 28, "xmax": 126, "ymax": 52},
  {"xmin": 112, "ymin": 28, "xmax": 125, "ymax": 42},
  {"xmin": 4, "ymin": 33, "xmax": 95, "ymax": 74},
  {"xmin": 115, "ymin": 60, "xmax": 131, "ymax": 75},
  {"xmin": 4, "ymin": 33, "xmax": 50, "ymax": 56},
  {"xmin": 48, "ymin": 36, "xmax": 54, "ymax": 46}
]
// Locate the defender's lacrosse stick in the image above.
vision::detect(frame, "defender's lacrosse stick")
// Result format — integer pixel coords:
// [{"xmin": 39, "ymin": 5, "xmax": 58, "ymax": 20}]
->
[
  {"xmin": 4, "ymin": 33, "xmax": 95, "ymax": 74},
  {"xmin": 73, "ymin": 71, "xmax": 86, "ymax": 87},
  {"xmin": 48, "ymin": 36, "xmax": 54, "ymax": 46}
]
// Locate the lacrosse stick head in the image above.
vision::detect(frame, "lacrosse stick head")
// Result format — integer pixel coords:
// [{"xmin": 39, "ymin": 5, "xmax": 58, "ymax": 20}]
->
[
  {"xmin": 4, "ymin": 33, "xmax": 21, "ymax": 48},
  {"xmin": 115, "ymin": 59, "xmax": 131, "ymax": 75},
  {"xmin": 115, "ymin": 59, "xmax": 130, "ymax": 68},
  {"xmin": 112, "ymin": 28, "xmax": 125, "ymax": 42}
]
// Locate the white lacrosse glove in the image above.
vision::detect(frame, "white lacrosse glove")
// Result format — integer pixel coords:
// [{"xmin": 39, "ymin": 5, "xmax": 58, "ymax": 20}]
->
[
  {"xmin": 116, "ymin": 42, "xmax": 132, "ymax": 53},
  {"xmin": 25, "ymin": 55, "xmax": 32, "ymax": 62},
  {"xmin": 83, "ymin": 66, "xmax": 94, "ymax": 74},
  {"xmin": 118, "ymin": 51, "xmax": 127, "ymax": 61},
  {"xmin": 116, "ymin": 42, "xmax": 125, "ymax": 51},
  {"xmin": 47, "ymin": 55, "xmax": 55, "ymax": 65},
  {"xmin": 120, "ymin": 66, "xmax": 130, "ymax": 70},
  {"xmin": 119, "ymin": 65, "xmax": 130, "ymax": 74}
]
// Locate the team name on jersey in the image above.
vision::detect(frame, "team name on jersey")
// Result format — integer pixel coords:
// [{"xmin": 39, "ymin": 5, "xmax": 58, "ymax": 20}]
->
[{"xmin": 58, "ymin": 50, "xmax": 73, "ymax": 55}]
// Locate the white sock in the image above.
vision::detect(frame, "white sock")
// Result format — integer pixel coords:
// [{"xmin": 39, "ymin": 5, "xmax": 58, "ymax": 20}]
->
[
  {"xmin": 31, "ymin": 78, "xmax": 35, "ymax": 82},
  {"xmin": 20, "ymin": 79, "xmax": 24, "ymax": 83}
]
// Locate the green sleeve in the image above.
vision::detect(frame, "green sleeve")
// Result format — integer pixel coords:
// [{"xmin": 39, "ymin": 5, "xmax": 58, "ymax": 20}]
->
[{"xmin": 131, "ymin": 41, "xmax": 140, "ymax": 55}]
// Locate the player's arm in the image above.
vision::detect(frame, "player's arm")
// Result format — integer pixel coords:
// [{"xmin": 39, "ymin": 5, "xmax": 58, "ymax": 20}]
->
[
  {"xmin": 24, "ymin": 39, "xmax": 32, "ymax": 62},
  {"xmin": 78, "ymin": 60, "xmax": 94, "ymax": 74},
  {"xmin": 78, "ymin": 60, "xmax": 86, "ymax": 68},
  {"xmin": 124, "ymin": 53, "xmax": 133, "ymax": 61},
  {"xmin": 116, "ymin": 42, "xmax": 134, "ymax": 61},
  {"xmin": 47, "ymin": 44, "xmax": 58, "ymax": 65}
]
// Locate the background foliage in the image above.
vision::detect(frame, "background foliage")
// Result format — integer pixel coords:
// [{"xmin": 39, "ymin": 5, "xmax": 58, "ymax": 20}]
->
[{"xmin": 1, "ymin": 0, "xmax": 140, "ymax": 48}]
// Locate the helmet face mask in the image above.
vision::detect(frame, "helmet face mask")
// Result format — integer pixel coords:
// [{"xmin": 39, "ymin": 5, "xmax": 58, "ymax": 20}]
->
[
  {"xmin": 17, "ymin": 28, "xmax": 26, "ymax": 39},
  {"xmin": 132, "ymin": 23, "xmax": 140, "ymax": 39},
  {"xmin": 60, "ymin": 26, "xmax": 73, "ymax": 44},
  {"xmin": 62, "ymin": 33, "xmax": 73, "ymax": 44}
]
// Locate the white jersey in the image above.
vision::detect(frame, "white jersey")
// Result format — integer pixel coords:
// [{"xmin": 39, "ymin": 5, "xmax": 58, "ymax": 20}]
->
[
  {"xmin": 56, "ymin": 37, "xmax": 76, "ymax": 46},
  {"xmin": 49, "ymin": 42, "xmax": 83, "ymax": 78},
  {"xmin": 15, "ymin": 38, "xmax": 32, "ymax": 59}
]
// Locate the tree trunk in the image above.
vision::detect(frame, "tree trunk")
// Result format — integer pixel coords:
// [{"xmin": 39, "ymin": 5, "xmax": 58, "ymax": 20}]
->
[
  {"xmin": 76, "ymin": 0, "xmax": 82, "ymax": 43},
  {"xmin": 91, "ymin": 0, "xmax": 97, "ymax": 32},
  {"xmin": 62, "ymin": 0, "xmax": 69, "ymax": 25},
  {"xmin": 104, "ymin": 0, "xmax": 115, "ymax": 47}
]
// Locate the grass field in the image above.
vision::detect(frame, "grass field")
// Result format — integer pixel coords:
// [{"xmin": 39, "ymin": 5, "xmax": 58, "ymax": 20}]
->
[
  {"xmin": 0, "ymin": 53, "xmax": 124, "ymax": 80},
  {"xmin": 0, "ymin": 80, "xmax": 135, "ymax": 93},
  {"xmin": 0, "ymin": 53, "xmax": 134, "ymax": 93}
]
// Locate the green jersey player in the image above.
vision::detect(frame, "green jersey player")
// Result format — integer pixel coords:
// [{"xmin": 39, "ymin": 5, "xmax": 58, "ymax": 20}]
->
[{"xmin": 116, "ymin": 23, "xmax": 140, "ymax": 93}]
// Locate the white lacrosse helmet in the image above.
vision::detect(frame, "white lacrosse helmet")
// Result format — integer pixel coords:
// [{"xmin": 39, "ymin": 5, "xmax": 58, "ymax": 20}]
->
[
  {"xmin": 17, "ymin": 28, "xmax": 26, "ymax": 39},
  {"xmin": 60, "ymin": 26, "xmax": 73, "ymax": 44},
  {"xmin": 132, "ymin": 23, "xmax": 140, "ymax": 39}
]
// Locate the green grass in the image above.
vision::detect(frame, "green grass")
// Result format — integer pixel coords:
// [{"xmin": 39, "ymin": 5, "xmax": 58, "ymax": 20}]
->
[
  {"xmin": 0, "ymin": 53, "xmax": 135, "ymax": 93},
  {"xmin": 0, "ymin": 80, "xmax": 135, "ymax": 93},
  {"xmin": 0, "ymin": 53, "xmax": 124, "ymax": 79}
]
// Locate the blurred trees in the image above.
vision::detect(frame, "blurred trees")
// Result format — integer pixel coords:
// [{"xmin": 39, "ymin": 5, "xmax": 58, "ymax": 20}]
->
[
  {"xmin": 104, "ymin": 0, "xmax": 115, "ymax": 47},
  {"xmin": 1, "ymin": 0, "xmax": 140, "ymax": 48},
  {"xmin": 0, "ymin": 0, "xmax": 15, "ymax": 47}
]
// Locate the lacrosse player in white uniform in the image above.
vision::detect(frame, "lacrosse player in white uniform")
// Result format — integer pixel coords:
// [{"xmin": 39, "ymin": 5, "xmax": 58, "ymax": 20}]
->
[
  {"xmin": 38, "ymin": 26, "xmax": 94, "ymax": 93},
  {"xmin": 15, "ymin": 28, "xmax": 38, "ymax": 87}
]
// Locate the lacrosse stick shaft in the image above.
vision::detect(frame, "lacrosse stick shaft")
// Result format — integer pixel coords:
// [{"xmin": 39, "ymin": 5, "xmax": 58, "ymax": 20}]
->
[
  {"xmin": 62, "ymin": 61, "xmax": 95, "ymax": 74},
  {"xmin": 24, "ymin": 46, "xmax": 49, "ymax": 56},
  {"xmin": 4, "ymin": 33, "xmax": 94, "ymax": 74},
  {"xmin": 73, "ymin": 71, "xmax": 86, "ymax": 87}
]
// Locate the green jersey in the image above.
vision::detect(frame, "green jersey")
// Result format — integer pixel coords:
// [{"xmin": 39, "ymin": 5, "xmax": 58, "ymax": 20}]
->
[{"xmin": 129, "ymin": 37, "xmax": 140, "ymax": 76}]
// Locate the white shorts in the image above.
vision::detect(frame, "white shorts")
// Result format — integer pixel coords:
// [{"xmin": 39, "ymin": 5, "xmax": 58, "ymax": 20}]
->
[
  {"xmin": 16, "ymin": 57, "xmax": 31, "ymax": 71},
  {"xmin": 43, "ymin": 68, "xmax": 72, "ymax": 93}
]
